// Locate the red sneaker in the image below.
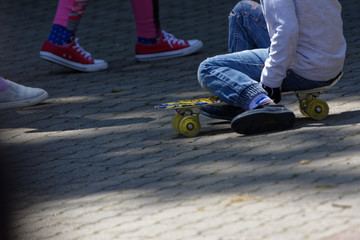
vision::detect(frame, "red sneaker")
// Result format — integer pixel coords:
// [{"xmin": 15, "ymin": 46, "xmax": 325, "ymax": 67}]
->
[
  {"xmin": 135, "ymin": 30, "xmax": 203, "ymax": 61},
  {"xmin": 40, "ymin": 38, "xmax": 108, "ymax": 72}
]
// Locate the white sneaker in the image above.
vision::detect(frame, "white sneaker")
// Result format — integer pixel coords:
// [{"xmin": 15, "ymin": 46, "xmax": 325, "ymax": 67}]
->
[{"xmin": 0, "ymin": 78, "xmax": 48, "ymax": 110}]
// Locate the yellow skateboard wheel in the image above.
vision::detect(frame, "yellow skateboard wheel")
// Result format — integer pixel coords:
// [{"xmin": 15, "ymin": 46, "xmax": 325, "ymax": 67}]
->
[
  {"xmin": 172, "ymin": 114, "xmax": 183, "ymax": 133},
  {"xmin": 179, "ymin": 116, "xmax": 201, "ymax": 137},
  {"xmin": 305, "ymin": 98, "xmax": 329, "ymax": 120}
]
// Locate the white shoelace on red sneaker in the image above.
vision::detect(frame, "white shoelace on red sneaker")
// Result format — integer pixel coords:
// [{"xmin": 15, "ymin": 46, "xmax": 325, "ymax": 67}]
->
[
  {"xmin": 72, "ymin": 38, "xmax": 92, "ymax": 60},
  {"xmin": 161, "ymin": 30, "xmax": 186, "ymax": 48}
]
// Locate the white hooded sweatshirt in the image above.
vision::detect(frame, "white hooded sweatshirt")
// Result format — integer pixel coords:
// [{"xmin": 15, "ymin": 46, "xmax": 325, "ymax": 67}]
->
[{"xmin": 260, "ymin": 0, "xmax": 346, "ymax": 88}]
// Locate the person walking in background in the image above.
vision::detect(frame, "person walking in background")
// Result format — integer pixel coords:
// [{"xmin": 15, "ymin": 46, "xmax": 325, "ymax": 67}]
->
[
  {"xmin": 40, "ymin": 0, "xmax": 203, "ymax": 72},
  {"xmin": 40, "ymin": 0, "xmax": 108, "ymax": 72},
  {"xmin": 197, "ymin": 0, "xmax": 346, "ymax": 135},
  {"xmin": 0, "ymin": 77, "xmax": 48, "ymax": 110},
  {"xmin": 131, "ymin": 0, "xmax": 202, "ymax": 62}
]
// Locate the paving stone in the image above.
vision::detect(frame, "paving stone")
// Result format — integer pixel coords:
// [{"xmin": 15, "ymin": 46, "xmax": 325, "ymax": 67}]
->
[{"xmin": 0, "ymin": 0, "xmax": 359, "ymax": 239}]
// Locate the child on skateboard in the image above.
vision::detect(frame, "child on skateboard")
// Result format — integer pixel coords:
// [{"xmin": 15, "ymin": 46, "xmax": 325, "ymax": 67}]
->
[{"xmin": 197, "ymin": 0, "xmax": 346, "ymax": 134}]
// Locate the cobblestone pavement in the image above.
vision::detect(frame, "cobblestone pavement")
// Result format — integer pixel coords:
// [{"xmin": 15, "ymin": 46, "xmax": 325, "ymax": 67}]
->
[{"xmin": 0, "ymin": 0, "xmax": 359, "ymax": 239}]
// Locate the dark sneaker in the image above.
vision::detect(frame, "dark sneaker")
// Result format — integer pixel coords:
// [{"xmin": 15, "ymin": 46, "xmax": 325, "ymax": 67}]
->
[
  {"xmin": 231, "ymin": 105, "xmax": 295, "ymax": 134},
  {"xmin": 201, "ymin": 104, "xmax": 244, "ymax": 121}
]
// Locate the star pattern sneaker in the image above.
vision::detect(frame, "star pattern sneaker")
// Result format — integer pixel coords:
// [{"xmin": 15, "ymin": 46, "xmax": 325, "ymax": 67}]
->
[
  {"xmin": 135, "ymin": 30, "xmax": 203, "ymax": 61},
  {"xmin": 40, "ymin": 38, "xmax": 108, "ymax": 72},
  {"xmin": 0, "ymin": 78, "xmax": 48, "ymax": 110},
  {"xmin": 231, "ymin": 105, "xmax": 295, "ymax": 135}
]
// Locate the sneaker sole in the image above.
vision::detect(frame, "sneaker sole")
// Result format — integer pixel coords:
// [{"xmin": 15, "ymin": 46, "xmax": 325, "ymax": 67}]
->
[
  {"xmin": 135, "ymin": 40, "xmax": 203, "ymax": 61},
  {"xmin": 0, "ymin": 91, "xmax": 49, "ymax": 110},
  {"xmin": 200, "ymin": 105, "xmax": 244, "ymax": 121},
  {"xmin": 40, "ymin": 51, "xmax": 108, "ymax": 72},
  {"xmin": 200, "ymin": 110, "xmax": 233, "ymax": 121},
  {"xmin": 231, "ymin": 108, "xmax": 295, "ymax": 135}
]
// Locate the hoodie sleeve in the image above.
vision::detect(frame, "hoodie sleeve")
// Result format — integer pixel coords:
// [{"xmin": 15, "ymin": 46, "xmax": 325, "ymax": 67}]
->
[{"xmin": 260, "ymin": 0, "xmax": 299, "ymax": 88}]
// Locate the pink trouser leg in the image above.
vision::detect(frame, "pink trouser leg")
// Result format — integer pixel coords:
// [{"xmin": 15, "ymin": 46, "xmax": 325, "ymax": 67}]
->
[
  {"xmin": 131, "ymin": 0, "xmax": 161, "ymax": 38},
  {"xmin": 53, "ymin": 0, "xmax": 88, "ymax": 32}
]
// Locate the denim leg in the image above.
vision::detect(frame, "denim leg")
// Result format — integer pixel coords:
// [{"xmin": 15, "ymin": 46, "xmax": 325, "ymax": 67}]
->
[
  {"xmin": 198, "ymin": 48, "xmax": 268, "ymax": 110},
  {"xmin": 228, "ymin": 1, "xmax": 270, "ymax": 53},
  {"xmin": 281, "ymin": 70, "xmax": 339, "ymax": 92}
]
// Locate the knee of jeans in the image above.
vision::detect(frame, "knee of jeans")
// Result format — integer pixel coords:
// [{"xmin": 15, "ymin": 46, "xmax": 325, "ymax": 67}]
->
[
  {"xmin": 230, "ymin": 1, "xmax": 260, "ymax": 17},
  {"xmin": 197, "ymin": 59, "xmax": 208, "ymax": 88},
  {"xmin": 229, "ymin": 2, "xmax": 243, "ymax": 18},
  {"xmin": 197, "ymin": 58, "xmax": 215, "ymax": 88}
]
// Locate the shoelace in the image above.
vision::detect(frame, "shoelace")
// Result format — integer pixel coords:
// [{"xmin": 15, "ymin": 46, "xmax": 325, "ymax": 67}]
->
[
  {"xmin": 72, "ymin": 38, "xmax": 92, "ymax": 60},
  {"xmin": 161, "ymin": 30, "xmax": 186, "ymax": 48}
]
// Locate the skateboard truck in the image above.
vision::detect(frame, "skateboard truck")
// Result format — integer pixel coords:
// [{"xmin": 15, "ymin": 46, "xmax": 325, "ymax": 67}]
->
[
  {"xmin": 155, "ymin": 96, "xmax": 222, "ymax": 137},
  {"xmin": 293, "ymin": 72, "xmax": 342, "ymax": 121},
  {"xmin": 296, "ymin": 92, "xmax": 328, "ymax": 120}
]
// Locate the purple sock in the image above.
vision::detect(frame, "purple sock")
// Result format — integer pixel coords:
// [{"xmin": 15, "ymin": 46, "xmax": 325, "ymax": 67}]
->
[{"xmin": 249, "ymin": 93, "xmax": 273, "ymax": 110}]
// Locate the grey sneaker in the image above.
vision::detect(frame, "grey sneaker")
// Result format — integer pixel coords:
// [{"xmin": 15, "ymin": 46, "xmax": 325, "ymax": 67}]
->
[
  {"xmin": 231, "ymin": 104, "xmax": 295, "ymax": 135},
  {"xmin": 0, "ymin": 78, "xmax": 48, "ymax": 110}
]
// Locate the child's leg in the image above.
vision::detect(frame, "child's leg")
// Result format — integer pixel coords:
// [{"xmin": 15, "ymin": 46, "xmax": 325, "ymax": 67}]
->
[
  {"xmin": 198, "ymin": 48, "xmax": 295, "ymax": 135},
  {"xmin": 228, "ymin": 1, "xmax": 270, "ymax": 53},
  {"xmin": 198, "ymin": 48, "xmax": 270, "ymax": 110},
  {"xmin": 131, "ymin": 0, "xmax": 203, "ymax": 61},
  {"xmin": 281, "ymin": 70, "xmax": 341, "ymax": 92},
  {"xmin": 131, "ymin": 0, "xmax": 161, "ymax": 43},
  {"xmin": 49, "ymin": 0, "xmax": 89, "ymax": 45},
  {"xmin": 40, "ymin": 0, "xmax": 108, "ymax": 72}
]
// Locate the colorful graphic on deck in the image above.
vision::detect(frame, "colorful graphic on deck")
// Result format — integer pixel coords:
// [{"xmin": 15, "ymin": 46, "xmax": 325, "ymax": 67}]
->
[{"xmin": 155, "ymin": 96, "xmax": 221, "ymax": 109}]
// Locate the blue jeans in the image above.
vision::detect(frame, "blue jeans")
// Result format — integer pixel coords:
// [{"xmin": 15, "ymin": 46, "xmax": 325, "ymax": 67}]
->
[{"xmin": 198, "ymin": 1, "xmax": 336, "ymax": 110}]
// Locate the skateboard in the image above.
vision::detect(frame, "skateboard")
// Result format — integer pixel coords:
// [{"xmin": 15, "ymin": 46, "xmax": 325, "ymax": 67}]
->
[
  {"xmin": 286, "ymin": 72, "xmax": 342, "ymax": 121},
  {"xmin": 155, "ymin": 96, "xmax": 224, "ymax": 137},
  {"xmin": 156, "ymin": 72, "xmax": 342, "ymax": 137}
]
